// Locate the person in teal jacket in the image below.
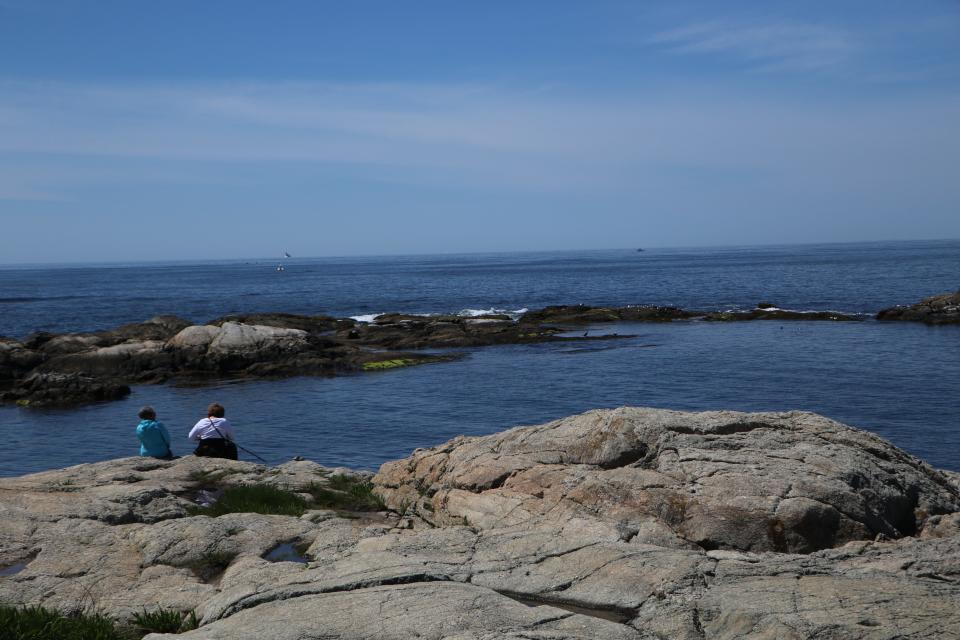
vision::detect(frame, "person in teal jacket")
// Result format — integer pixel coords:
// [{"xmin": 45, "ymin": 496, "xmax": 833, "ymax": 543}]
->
[{"xmin": 136, "ymin": 406, "xmax": 173, "ymax": 459}]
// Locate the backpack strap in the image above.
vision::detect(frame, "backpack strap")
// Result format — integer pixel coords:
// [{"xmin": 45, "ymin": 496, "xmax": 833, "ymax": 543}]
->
[{"xmin": 208, "ymin": 418, "xmax": 233, "ymax": 442}]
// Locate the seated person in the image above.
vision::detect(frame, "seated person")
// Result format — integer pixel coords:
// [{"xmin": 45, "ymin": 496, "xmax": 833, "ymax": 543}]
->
[
  {"xmin": 136, "ymin": 406, "xmax": 173, "ymax": 459},
  {"xmin": 188, "ymin": 402, "xmax": 238, "ymax": 460}
]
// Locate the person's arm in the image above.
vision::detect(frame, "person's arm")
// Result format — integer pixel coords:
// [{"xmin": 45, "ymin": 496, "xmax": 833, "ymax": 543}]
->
[
  {"xmin": 136, "ymin": 422, "xmax": 146, "ymax": 441},
  {"xmin": 187, "ymin": 421, "xmax": 203, "ymax": 442},
  {"xmin": 158, "ymin": 422, "xmax": 171, "ymax": 446}
]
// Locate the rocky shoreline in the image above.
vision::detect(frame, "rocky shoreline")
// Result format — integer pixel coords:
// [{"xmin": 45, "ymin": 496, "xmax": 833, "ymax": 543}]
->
[
  {"xmin": 1, "ymin": 294, "xmax": 953, "ymax": 408},
  {"xmin": 0, "ymin": 301, "xmax": 873, "ymax": 409},
  {"xmin": 1, "ymin": 407, "xmax": 958, "ymax": 639}
]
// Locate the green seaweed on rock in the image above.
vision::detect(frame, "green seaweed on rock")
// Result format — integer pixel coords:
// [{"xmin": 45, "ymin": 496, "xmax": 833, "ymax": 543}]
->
[{"xmin": 362, "ymin": 358, "xmax": 418, "ymax": 371}]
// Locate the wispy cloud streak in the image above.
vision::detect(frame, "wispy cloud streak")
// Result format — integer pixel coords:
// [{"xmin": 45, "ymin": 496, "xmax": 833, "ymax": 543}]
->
[
  {"xmin": 649, "ymin": 20, "xmax": 858, "ymax": 72},
  {"xmin": 0, "ymin": 79, "xmax": 958, "ymax": 201}
]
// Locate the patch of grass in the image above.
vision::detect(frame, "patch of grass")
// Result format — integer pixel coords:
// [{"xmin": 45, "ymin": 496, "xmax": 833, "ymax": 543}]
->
[
  {"xmin": 188, "ymin": 484, "xmax": 308, "ymax": 517},
  {"xmin": 362, "ymin": 358, "xmax": 418, "ymax": 371},
  {"xmin": 0, "ymin": 604, "xmax": 124, "ymax": 640},
  {"xmin": 0, "ymin": 605, "xmax": 200, "ymax": 640},
  {"xmin": 306, "ymin": 475, "xmax": 385, "ymax": 512},
  {"xmin": 131, "ymin": 608, "xmax": 198, "ymax": 634}
]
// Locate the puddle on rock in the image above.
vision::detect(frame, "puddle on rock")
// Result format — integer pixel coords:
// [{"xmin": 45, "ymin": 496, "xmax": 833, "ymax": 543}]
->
[
  {"xmin": 193, "ymin": 488, "xmax": 223, "ymax": 507},
  {"xmin": 505, "ymin": 593, "xmax": 633, "ymax": 624},
  {"xmin": 263, "ymin": 542, "xmax": 308, "ymax": 564},
  {"xmin": 0, "ymin": 556, "xmax": 35, "ymax": 577}
]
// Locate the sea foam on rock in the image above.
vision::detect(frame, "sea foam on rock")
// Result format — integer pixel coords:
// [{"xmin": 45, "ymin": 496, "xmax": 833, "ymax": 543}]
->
[{"xmin": 2, "ymin": 408, "xmax": 958, "ymax": 639}]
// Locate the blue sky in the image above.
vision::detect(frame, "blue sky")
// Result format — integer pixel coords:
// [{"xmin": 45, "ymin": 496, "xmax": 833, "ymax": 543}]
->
[{"xmin": 1, "ymin": 1, "xmax": 958, "ymax": 263}]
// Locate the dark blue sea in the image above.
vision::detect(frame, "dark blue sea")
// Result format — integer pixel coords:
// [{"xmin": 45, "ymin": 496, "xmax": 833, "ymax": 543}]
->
[{"xmin": 1, "ymin": 240, "xmax": 958, "ymax": 476}]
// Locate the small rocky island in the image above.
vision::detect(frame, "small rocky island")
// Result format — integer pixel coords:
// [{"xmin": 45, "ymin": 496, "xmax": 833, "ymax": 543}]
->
[
  {"xmin": 877, "ymin": 290, "xmax": 960, "ymax": 325},
  {"xmin": 1, "ymin": 408, "xmax": 958, "ymax": 639},
  {"xmin": 0, "ymin": 302, "xmax": 867, "ymax": 408}
]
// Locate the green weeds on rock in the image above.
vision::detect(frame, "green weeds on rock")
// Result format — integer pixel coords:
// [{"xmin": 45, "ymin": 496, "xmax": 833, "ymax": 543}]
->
[
  {"xmin": 187, "ymin": 475, "xmax": 385, "ymax": 518},
  {"xmin": 0, "ymin": 604, "xmax": 198, "ymax": 640},
  {"xmin": 131, "ymin": 607, "xmax": 199, "ymax": 634},
  {"xmin": 306, "ymin": 475, "xmax": 385, "ymax": 512},
  {"xmin": 188, "ymin": 484, "xmax": 308, "ymax": 517},
  {"xmin": 0, "ymin": 605, "xmax": 120, "ymax": 640}
]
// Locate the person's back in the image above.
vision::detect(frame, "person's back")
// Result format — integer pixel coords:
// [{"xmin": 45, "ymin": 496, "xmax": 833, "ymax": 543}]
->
[
  {"xmin": 189, "ymin": 402, "xmax": 238, "ymax": 460},
  {"xmin": 135, "ymin": 406, "xmax": 172, "ymax": 459},
  {"xmin": 188, "ymin": 416, "xmax": 236, "ymax": 442}
]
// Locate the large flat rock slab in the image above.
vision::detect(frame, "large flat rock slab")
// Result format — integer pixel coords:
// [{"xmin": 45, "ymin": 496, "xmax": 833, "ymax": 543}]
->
[{"xmin": 146, "ymin": 582, "xmax": 644, "ymax": 640}]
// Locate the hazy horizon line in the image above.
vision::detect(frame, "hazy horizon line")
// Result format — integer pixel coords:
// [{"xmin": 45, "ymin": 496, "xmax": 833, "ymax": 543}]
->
[{"xmin": 1, "ymin": 236, "xmax": 956, "ymax": 270}]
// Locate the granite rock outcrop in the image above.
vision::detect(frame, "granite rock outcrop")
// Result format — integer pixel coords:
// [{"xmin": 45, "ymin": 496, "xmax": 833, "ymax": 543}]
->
[{"xmin": 2, "ymin": 408, "xmax": 958, "ymax": 639}]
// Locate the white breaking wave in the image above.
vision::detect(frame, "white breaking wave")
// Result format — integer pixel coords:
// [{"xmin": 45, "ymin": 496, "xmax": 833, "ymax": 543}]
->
[
  {"xmin": 349, "ymin": 311, "xmax": 442, "ymax": 322},
  {"xmin": 458, "ymin": 307, "xmax": 528, "ymax": 319},
  {"xmin": 350, "ymin": 308, "xmax": 529, "ymax": 322}
]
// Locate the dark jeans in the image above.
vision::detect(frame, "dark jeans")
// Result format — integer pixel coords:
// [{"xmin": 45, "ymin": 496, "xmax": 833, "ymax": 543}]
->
[{"xmin": 194, "ymin": 438, "xmax": 238, "ymax": 460}]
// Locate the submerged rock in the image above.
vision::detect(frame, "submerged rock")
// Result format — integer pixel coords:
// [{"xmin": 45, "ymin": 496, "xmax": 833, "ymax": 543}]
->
[
  {"xmin": 700, "ymin": 308, "xmax": 860, "ymax": 321},
  {"xmin": 520, "ymin": 305, "xmax": 695, "ymax": 325},
  {"xmin": 877, "ymin": 290, "xmax": 960, "ymax": 325},
  {"xmin": 2, "ymin": 408, "xmax": 957, "ymax": 638},
  {"xmin": 519, "ymin": 304, "xmax": 861, "ymax": 325}
]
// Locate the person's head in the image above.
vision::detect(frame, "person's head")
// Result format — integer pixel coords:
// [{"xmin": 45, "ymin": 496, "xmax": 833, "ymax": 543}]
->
[
  {"xmin": 207, "ymin": 402, "xmax": 225, "ymax": 418},
  {"xmin": 138, "ymin": 406, "xmax": 157, "ymax": 420}
]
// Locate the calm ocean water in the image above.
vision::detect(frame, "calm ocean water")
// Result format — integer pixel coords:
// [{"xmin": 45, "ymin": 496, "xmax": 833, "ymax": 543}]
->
[{"xmin": 1, "ymin": 240, "xmax": 958, "ymax": 476}]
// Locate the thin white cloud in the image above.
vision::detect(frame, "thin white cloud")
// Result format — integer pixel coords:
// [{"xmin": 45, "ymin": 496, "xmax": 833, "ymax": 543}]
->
[
  {"xmin": 0, "ymin": 79, "xmax": 958, "ymax": 200},
  {"xmin": 649, "ymin": 20, "xmax": 858, "ymax": 72}
]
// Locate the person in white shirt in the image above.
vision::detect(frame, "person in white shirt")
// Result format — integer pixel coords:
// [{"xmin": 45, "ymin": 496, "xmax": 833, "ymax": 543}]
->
[{"xmin": 189, "ymin": 402, "xmax": 238, "ymax": 460}]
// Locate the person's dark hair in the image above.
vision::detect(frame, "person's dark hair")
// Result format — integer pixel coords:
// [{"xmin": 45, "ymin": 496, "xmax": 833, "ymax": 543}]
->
[
  {"xmin": 138, "ymin": 406, "xmax": 156, "ymax": 420},
  {"xmin": 207, "ymin": 402, "xmax": 225, "ymax": 418}
]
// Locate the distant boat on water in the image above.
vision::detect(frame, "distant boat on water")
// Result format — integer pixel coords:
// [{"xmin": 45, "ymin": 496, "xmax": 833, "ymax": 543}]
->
[
  {"xmin": 276, "ymin": 264, "xmax": 285, "ymax": 272},
  {"xmin": 636, "ymin": 248, "xmax": 645, "ymax": 252},
  {"xmin": 283, "ymin": 251, "xmax": 291, "ymax": 258}
]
